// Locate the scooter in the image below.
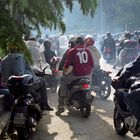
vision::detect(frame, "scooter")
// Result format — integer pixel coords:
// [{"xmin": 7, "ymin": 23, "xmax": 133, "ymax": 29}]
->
[
  {"xmin": 59, "ymin": 78, "xmax": 94, "ymax": 118},
  {"xmin": 7, "ymin": 74, "xmax": 42, "ymax": 140}
]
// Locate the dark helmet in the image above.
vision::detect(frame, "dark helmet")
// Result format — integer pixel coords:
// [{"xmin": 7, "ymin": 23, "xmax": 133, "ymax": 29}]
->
[
  {"xmin": 106, "ymin": 32, "xmax": 111, "ymax": 37},
  {"xmin": 76, "ymin": 36, "xmax": 85, "ymax": 45},
  {"xmin": 44, "ymin": 39, "xmax": 52, "ymax": 49}
]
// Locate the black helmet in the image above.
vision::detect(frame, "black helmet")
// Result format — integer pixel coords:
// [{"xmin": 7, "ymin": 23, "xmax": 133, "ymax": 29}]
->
[{"xmin": 107, "ymin": 32, "xmax": 111, "ymax": 37}]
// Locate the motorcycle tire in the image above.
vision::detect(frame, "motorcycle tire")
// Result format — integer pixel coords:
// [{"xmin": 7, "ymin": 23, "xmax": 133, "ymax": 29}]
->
[
  {"xmin": 80, "ymin": 104, "xmax": 91, "ymax": 118},
  {"xmin": 113, "ymin": 107, "xmax": 128, "ymax": 136},
  {"xmin": 16, "ymin": 123, "xmax": 30, "ymax": 140},
  {"xmin": 97, "ymin": 78, "xmax": 111, "ymax": 100}
]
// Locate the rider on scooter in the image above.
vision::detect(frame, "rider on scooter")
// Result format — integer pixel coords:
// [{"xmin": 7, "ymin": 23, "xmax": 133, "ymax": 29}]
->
[
  {"xmin": 101, "ymin": 32, "xmax": 116, "ymax": 61},
  {"xmin": 58, "ymin": 36, "xmax": 77, "ymax": 71},
  {"xmin": 56, "ymin": 36, "xmax": 94, "ymax": 115},
  {"xmin": 85, "ymin": 36, "xmax": 101, "ymax": 87}
]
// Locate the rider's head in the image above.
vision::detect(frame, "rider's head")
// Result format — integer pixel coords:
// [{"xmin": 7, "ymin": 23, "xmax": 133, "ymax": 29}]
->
[
  {"xmin": 106, "ymin": 32, "xmax": 111, "ymax": 37},
  {"xmin": 85, "ymin": 37, "xmax": 95, "ymax": 48},
  {"xmin": 68, "ymin": 36, "xmax": 77, "ymax": 48},
  {"xmin": 124, "ymin": 32, "xmax": 132, "ymax": 39},
  {"xmin": 44, "ymin": 39, "xmax": 52, "ymax": 50},
  {"xmin": 76, "ymin": 36, "xmax": 85, "ymax": 46}
]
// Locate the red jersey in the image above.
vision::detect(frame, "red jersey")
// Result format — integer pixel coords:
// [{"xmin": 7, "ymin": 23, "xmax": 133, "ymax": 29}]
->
[{"xmin": 64, "ymin": 45, "xmax": 94, "ymax": 76}]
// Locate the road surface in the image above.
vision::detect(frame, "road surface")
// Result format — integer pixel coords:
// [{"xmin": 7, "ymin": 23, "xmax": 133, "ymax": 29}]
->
[{"xmin": 27, "ymin": 58, "xmax": 140, "ymax": 140}]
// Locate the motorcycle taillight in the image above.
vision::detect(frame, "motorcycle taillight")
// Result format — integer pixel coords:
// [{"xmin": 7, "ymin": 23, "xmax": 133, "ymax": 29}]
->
[
  {"xmin": 15, "ymin": 107, "xmax": 26, "ymax": 113},
  {"xmin": 82, "ymin": 83, "xmax": 90, "ymax": 90}
]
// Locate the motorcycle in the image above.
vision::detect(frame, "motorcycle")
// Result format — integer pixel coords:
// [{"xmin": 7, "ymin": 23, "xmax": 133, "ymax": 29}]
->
[
  {"xmin": 91, "ymin": 69, "xmax": 112, "ymax": 100},
  {"xmin": 59, "ymin": 78, "xmax": 94, "ymax": 118},
  {"xmin": 7, "ymin": 74, "xmax": 42, "ymax": 140},
  {"xmin": 112, "ymin": 76, "xmax": 140, "ymax": 137},
  {"xmin": 103, "ymin": 47, "xmax": 114, "ymax": 62}
]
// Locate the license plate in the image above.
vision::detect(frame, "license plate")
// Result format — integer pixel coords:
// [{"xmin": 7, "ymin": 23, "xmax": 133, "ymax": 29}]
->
[{"xmin": 14, "ymin": 113, "xmax": 25, "ymax": 125}]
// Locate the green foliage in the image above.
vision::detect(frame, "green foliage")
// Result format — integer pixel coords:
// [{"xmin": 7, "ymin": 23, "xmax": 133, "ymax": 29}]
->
[{"xmin": 0, "ymin": 0, "xmax": 97, "ymax": 61}]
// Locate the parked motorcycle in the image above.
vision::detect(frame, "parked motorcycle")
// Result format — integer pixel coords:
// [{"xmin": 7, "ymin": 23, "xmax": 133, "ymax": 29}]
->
[
  {"xmin": 7, "ymin": 74, "xmax": 42, "ymax": 140},
  {"xmin": 112, "ymin": 76, "xmax": 140, "ymax": 137},
  {"xmin": 91, "ymin": 69, "xmax": 112, "ymax": 99},
  {"xmin": 59, "ymin": 78, "xmax": 94, "ymax": 118}
]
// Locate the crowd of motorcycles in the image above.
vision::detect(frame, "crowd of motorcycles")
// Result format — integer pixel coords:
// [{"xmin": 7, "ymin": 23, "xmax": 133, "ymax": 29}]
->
[{"xmin": 0, "ymin": 31, "xmax": 140, "ymax": 140}]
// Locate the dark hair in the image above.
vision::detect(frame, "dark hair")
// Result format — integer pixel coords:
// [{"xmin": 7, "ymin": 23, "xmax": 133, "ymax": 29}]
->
[
  {"xmin": 76, "ymin": 36, "xmax": 84, "ymax": 45},
  {"xmin": 44, "ymin": 39, "xmax": 51, "ymax": 49}
]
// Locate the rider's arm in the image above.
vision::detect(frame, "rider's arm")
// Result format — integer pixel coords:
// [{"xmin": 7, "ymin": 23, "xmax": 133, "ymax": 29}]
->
[{"xmin": 63, "ymin": 49, "xmax": 73, "ymax": 74}]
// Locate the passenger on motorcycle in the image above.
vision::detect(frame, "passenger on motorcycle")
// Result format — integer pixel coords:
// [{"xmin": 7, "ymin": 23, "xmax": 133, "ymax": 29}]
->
[
  {"xmin": 112, "ymin": 55, "xmax": 140, "ymax": 119},
  {"xmin": 56, "ymin": 36, "xmax": 94, "ymax": 115},
  {"xmin": 1, "ymin": 44, "xmax": 53, "ymax": 111},
  {"xmin": 85, "ymin": 37, "xmax": 101, "ymax": 87},
  {"xmin": 58, "ymin": 36, "xmax": 77, "ymax": 71},
  {"xmin": 85, "ymin": 36, "xmax": 101, "ymax": 70}
]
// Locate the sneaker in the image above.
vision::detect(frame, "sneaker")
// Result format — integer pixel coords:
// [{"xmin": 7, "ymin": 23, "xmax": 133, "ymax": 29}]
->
[
  {"xmin": 55, "ymin": 107, "xmax": 64, "ymax": 115},
  {"xmin": 28, "ymin": 117, "xmax": 37, "ymax": 127}
]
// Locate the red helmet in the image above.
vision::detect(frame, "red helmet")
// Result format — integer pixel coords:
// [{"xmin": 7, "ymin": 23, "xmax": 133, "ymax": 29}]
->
[{"xmin": 85, "ymin": 37, "xmax": 95, "ymax": 47}]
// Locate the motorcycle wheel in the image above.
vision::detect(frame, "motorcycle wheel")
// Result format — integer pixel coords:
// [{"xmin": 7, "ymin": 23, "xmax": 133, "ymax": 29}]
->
[
  {"xmin": 113, "ymin": 107, "xmax": 128, "ymax": 136},
  {"xmin": 97, "ymin": 78, "xmax": 111, "ymax": 100},
  {"xmin": 16, "ymin": 123, "xmax": 30, "ymax": 140},
  {"xmin": 80, "ymin": 104, "xmax": 91, "ymax": 118}
]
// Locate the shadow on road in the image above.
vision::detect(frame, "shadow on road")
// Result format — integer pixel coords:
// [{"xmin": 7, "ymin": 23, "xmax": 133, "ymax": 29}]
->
[{"xmin": 55, "ymin": 96, "xmax": 135, "ymax": 140}]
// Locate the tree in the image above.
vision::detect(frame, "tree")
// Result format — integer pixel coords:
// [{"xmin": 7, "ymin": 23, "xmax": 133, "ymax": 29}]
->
[
  {"xmin": 0, "ymin": 0, "xmax": 97, "ymax": 61},
  {"xmin": 101, "ymin": 0, "xmax": 140, "ymax": 33}
]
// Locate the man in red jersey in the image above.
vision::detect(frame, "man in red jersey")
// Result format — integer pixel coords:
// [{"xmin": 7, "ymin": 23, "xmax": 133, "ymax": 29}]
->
[{"xmin": 56, "ymin": 36, "xmax": 94, "ymax": 115}]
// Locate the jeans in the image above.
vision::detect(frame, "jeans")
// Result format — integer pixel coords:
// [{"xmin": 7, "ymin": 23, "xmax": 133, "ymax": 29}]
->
[{"xmin": 58, "ymin": 73, "xmax": 92, "ymax": 108}]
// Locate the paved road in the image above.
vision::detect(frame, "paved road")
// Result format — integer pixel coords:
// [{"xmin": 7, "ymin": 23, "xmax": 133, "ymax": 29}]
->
[{"xmin": 27, "ymin": 58, "xmax": 140, "ymax": 140}]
